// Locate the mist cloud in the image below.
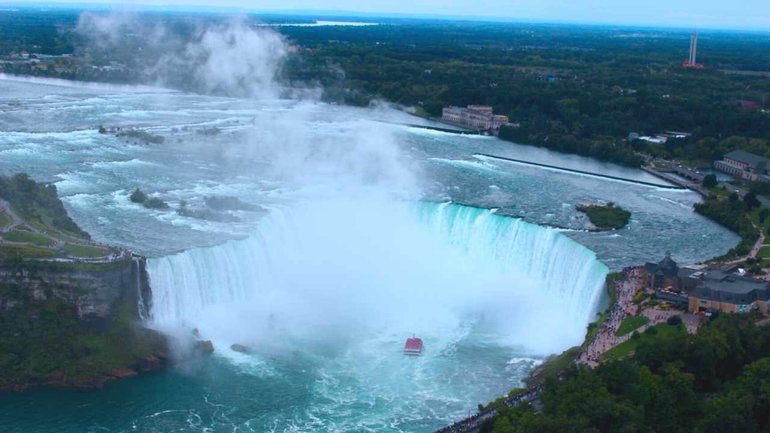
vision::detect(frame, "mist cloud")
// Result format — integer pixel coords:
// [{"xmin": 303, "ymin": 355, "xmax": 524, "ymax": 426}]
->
[{"xmin": 76, "ymin": 12, "xmax": 288, "ymax": 98}]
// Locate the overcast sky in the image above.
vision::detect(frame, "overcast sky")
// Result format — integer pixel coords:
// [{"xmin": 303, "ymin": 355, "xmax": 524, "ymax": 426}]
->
[{"xmin": 6, "ymin": 0, "xmax": 770, "ymax": 30}]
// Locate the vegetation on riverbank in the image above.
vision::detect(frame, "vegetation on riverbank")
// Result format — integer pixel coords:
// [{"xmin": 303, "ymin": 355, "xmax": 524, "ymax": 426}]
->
[
  {"xmin": 605, "ymin": 321, "xmax": 686, "ymax": 361},
  {"xmin": 694, "ymin": 193, "xmax": 760, "ymax": 258},
  {"xmin": 0, "ymin": 173, "xmax": 89, "ymax": 240},
  {"xmin": 576, "ymin": 203, "xmax": 631, "ymax": 230},
  {"xmin": 0, "ymin": 174, "xmax": 112, "ymax": 262},
  {"xmin": 0, "ymin": 174, "xmax": 167, "ymax": 391},
  {"xmin": 3, "ymin": 12, "xmax": 770, "ymax": 167},
  {"xmin": 526, "ymin": 272, "xmax": 620, "ymax": 390},
  {"xmin": 583, "ymin": 272, "xmax": 621, "ymax": 347},
  {"xmin": 0, "ymin": 278, "xmax": 166, "ymax": 390},
  {"xmin": 486, "ymin": 314, "xmax": 770, "ymax": 433},
  {"xmin": 279, "ymin": 23, "xmax": 770, "ymax": 168},
  {"xmin": 615, "ymin": 315, "xmax": 650, "ymax": 337}
]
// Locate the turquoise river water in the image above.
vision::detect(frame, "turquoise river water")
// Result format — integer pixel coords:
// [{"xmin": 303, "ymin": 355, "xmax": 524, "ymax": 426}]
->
[{"xmin": 0, "ymin": 76, "xmax": 738, "ymax": 433}]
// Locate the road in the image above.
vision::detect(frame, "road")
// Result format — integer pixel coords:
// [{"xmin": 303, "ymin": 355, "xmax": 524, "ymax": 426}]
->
[{"xmin": 0, "ymin": 198, "xmax": 23, "ymax": 233}]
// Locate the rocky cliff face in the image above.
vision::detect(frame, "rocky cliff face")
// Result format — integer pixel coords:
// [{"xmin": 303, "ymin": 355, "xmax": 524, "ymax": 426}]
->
[
  {"xmin": 0, "ymin": 256, "xmax": 168, "ymax": 391},
  {"xmin": 0, "ymin": 257, "xmax": 152, "ymax": 324}
]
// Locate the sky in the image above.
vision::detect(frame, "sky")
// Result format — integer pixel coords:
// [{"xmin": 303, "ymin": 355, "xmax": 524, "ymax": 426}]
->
[{"xmin": 4, "ymin": 0, "xmax": 770, "ymax": 30}]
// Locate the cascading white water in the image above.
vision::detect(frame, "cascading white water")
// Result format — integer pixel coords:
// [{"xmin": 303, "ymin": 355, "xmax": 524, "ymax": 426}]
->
[
  {"xmin": 147, "ymin": 200, "xmax": 608, "ymax": 356},
  {"xmin": 415, "ymin": 201, "xmax": 608, "ymax": 325}
]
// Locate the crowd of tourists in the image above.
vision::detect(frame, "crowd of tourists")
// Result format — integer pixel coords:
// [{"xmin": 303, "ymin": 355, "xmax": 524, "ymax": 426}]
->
[{"xmin": 577, "ymin": 266, "xmax": 643, "ymax": 366}]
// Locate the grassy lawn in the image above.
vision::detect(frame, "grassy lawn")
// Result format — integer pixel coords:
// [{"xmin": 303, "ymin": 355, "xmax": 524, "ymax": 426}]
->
[
  {"xmin": 64, "ymin": 243, "xmax": 106, "ymax": 258},
  {"xmin": 0, "ymin": 211, "xmax": 11, "ymax": 228},
  {"xmin": 0, "ymin": 243, "xmax": 58, "ymax": 258},
  {"xmin": 2, "ymin": 229, "xmax": 55, "ymax": 246},
  {"xmin": 528, "ymin": 346, "xmax": 581, "ymax": 386},
  {"xmin": 750, "ymin": 206, "xmax": 770, "ymax": 233},
  {"xmin": 705, "ymin": 185, "xmax": 731, "ymax": 198},
  {"xmin": 615, "ymin": 315, "xmax": 650, "ymax": 337},
  {"xmin": 28, "ymin": 220, "xmax": 83, "ymax": 242},
  {"xmin": 605, "ymin": 323, "xmax": 686, "ymax": 361},
  {"xmin": 758, "ymin": 246, "xmax": 770, "ymax": 259}
]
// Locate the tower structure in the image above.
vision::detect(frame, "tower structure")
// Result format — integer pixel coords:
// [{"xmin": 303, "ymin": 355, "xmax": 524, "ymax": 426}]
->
[
  {"xmin": 683, "ymin": 30, "xmax": 704, "ymax": 69},
  {"xmin": 689, "ymin": 31, "xmax": 698, "ymax": 64}
]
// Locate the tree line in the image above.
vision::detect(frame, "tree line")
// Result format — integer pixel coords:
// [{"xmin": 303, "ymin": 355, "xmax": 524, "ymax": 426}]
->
[{"xmin": 486, "ymin": 314, "xmax": 770, "ymax": 433}]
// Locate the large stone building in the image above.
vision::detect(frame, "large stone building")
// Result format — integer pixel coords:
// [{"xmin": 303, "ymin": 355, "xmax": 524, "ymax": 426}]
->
[
  {"xmin": 441, "ymin": 105, "xmax": 509, "ymax": 133},
  {"xmin": 714, "ymin": 150, "xmax": 770, "ymax": 182},
  {"xmin": 643, "ymin": 252, "xmax": 680, "ymax": 289},
  {"xmin": 642, "ymin": 253, "xmax": 770, "ymax": 314},
  {"xmin": 688, "ymin": 269, "xmax": 770, "ymax": 314}
]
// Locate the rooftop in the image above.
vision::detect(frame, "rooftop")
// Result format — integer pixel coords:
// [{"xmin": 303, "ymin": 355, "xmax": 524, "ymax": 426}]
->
[
  {"xmin": 690, "ymin": 269, "xmax": 770, "ymax": 304},
  {"xmin": 724, "ymin": 150, "xmax": 770, "ymax": 171}
]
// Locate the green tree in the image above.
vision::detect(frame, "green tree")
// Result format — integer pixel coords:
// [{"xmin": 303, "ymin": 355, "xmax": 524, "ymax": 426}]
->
[
  {"xmin": 744, "ymin": 192, "xmax": 761, "ymax": 210},
  {"xmin": 759, "ymin": 207, "xmax": 769, "ymax": 223},
  {"xmin": 736, "ymin": 359, "xmax": 770, "ymax": 429},
  {"xmin": 702, "ymin": 174, "xmax": 718, "ymax": 188}
]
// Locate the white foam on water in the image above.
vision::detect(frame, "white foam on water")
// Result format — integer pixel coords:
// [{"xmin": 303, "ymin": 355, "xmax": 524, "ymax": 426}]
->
[
  {"xmin": 0, "ymin": 73, "xmax": 175, "ymax": 93},
  {"xmin": 429, "ymin": 157, "xmax": 501, "ymax": 173},
  {"xmin": 87, "ymin": 158, "xmax": 160, "ymax": 170},
  {"xmin": 406, "ymin": 126, "xmax": 493, "ymax": 139},
  {"xmin": 146, "ymin": 199, "xmax": 607, "ymax": 431}
]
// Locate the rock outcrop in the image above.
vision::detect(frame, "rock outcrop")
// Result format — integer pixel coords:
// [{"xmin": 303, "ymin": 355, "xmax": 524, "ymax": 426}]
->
[{"xmin": 0, "ymin": 256, "xmax": 169, "ymax": 391}]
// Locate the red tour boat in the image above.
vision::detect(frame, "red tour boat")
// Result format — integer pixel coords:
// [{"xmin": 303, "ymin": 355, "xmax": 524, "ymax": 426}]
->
[{"xmin": 404, "ymin": 336, "xmax": 423, "ymax": 356}]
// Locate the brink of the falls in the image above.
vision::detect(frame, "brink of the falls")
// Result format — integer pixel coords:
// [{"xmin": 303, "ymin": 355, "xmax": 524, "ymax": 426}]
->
[{"xmin": 147, "ymin": 200, "xmax": 608, "ymax": 357}]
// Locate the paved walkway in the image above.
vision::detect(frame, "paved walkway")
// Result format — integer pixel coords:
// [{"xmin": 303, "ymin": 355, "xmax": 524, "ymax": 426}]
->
[
  {"xmin": 0, "ymin": 198, "xmax": 23, "ymax": 233},
  {"xmin": 726, "ymin": 222, "xmax": 766, "ymax": 265},
  {"xmin": 577, "ymin": 267, "xmax": 644, "ymax": 367},
  {"xmin": 640, "ymin": 307, "xmax": 679, "ymax": 326}
]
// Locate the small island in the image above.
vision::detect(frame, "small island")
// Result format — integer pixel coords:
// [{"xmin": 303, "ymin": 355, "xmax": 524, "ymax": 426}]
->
[
  {"xmin": 576, "ymin": 202, "xmax": 631, "ymax": 230},
  {"xmin": 130, "ymin": 188, "xmax": 170, "ymax": 209}
]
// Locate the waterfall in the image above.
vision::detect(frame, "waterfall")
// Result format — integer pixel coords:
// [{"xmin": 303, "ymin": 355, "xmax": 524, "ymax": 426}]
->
[
  {"xmin": 414, "ymin": 202, "xmax": 608, "ymax": 322},
  {"xmin": 133, "ymin": 257, "xmax": 149, "ymax": 321},
  {"xmin": 147, "ymin": 200, "xmax": 608, "ymax": 355}
]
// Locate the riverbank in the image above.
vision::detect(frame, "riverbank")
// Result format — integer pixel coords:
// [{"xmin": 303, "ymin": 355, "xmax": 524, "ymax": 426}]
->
[
  {"xmin": 576, "ymin": 267, "xmax": 643, "ymax": 367},
  {"xmin": 430, "ymin": 271, "xmax": 629, "ymax": 433},
  {"xmin": 0, "ymin": 174, "xmax": 170, "ymax": 392},
  {"xmin": 433, "ymin": 265, "xmax": 695, "ymax": 433}
]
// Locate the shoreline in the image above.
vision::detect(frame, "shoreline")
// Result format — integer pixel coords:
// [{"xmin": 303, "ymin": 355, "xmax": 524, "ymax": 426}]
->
[
  {"xmin": 475, "ymin": 153, "xmax": 683, "ymax": 190},
  {"xmin": 576, "ymin": 267, "xmax": 644, "ymax": 367},
  {"xmin": 431, "ymin": 268, "xmax": 644, "ymax": 433}
]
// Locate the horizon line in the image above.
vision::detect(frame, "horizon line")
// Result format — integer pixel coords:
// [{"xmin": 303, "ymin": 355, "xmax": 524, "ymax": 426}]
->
[{"xmin": 1, "ymin": 2, "xmax": 769, "ymax": 33}]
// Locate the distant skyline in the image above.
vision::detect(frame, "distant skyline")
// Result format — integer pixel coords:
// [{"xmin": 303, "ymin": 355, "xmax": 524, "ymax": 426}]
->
[{"xmin": 2, "ymin": 0, "xmax": 770, "ymax": 31}]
